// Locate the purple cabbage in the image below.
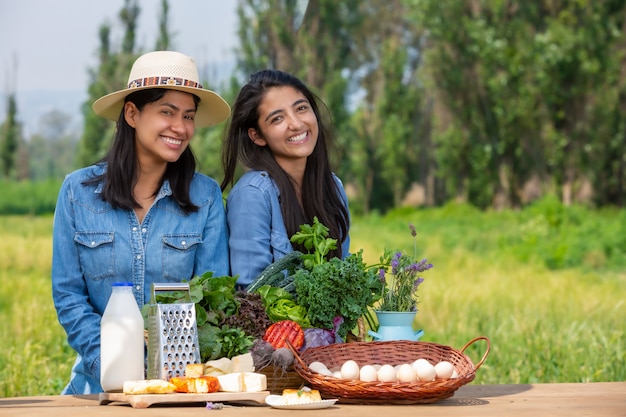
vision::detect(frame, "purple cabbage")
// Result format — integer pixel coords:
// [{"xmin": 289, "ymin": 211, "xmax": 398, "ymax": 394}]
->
[
  {"xmin": 300, "ymin": 316, "xmax": 345, "ymax": 351},
  {"xmin": 301, "ymin": 328, "xmax": 335, "ymax": 350}
]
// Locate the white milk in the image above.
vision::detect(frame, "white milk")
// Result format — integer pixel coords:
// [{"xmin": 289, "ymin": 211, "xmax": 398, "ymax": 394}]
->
[{"xmin": 100, "ymin": 282, "xmax": 144, "ymax": 392}]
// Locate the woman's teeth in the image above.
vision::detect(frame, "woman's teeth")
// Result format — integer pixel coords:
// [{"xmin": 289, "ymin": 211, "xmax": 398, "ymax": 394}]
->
[
  {"xmin": 162, "ymin": 136, "xmax": 183, "ymax": 145},
  {"xmin": 288, "ymin": 132, "xmax": 307, "ymax": 142}
]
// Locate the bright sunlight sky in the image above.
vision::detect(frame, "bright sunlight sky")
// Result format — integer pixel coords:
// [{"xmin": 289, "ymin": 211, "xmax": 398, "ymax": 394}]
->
[{"xmin": 0, "ymin": 0, "xmax": 238, "ymax": 133}]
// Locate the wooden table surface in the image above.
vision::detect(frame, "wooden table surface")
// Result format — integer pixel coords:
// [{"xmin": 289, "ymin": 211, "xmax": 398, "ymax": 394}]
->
[{"xmin": 1, "ymin": 382, "xmax": 624, "ymax": 417}]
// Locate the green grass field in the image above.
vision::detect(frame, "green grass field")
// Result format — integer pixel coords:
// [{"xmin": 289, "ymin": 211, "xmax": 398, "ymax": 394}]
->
[{"xmin": 1, "ymin": 201, "xmax": 624, "ymax": 397}]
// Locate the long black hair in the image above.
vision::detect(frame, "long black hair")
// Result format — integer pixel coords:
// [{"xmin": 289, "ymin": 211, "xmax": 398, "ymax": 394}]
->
[
  {"xmin": 84, "ymin": 88, "xmax": 199, "ymax": 213},
  {"xmin": 221, "ymin": 69, "xmax": 349, "ymax": 258}
]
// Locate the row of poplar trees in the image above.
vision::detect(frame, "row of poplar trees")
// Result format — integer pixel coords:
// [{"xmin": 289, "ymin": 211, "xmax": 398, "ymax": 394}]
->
[{"xmin": 71, "ymin": 0, "xmax": 626, "ymax": 213}]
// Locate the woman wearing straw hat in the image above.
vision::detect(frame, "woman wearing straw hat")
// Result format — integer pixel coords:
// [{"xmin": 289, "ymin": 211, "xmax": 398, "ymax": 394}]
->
[{"xmin": 51, "ymin": 51, "xmax": 230, "ymax": 394}]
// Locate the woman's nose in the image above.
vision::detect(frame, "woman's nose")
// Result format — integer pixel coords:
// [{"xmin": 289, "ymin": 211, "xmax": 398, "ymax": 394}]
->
[
  {"xmin": 288, "ymin": 114, "xmax": 304, "ymax": 130},
  {"xmin": 171, "ymin": 114, "xmax": 187, "ymax": 133}
]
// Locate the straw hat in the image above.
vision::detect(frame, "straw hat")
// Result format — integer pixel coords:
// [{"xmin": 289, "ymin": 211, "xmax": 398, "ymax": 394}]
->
[{"xmin": 92, "ymin": 51, "xmax": 230, "ymax": 128}]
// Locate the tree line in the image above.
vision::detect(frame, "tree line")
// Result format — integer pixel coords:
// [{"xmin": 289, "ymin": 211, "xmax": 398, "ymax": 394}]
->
[{"xmin": 2, "ymin": 0, "xmax": 626, "ymax": 214}]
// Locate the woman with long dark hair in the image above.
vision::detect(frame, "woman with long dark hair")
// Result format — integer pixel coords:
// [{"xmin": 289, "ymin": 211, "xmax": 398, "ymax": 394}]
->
[
  {"xmin": 52, "ymin": 51, "xmax": 231, "ymax": 394},
  {"xmin": 221, "ymin": 69, "xmax": 350, "ymax": 288}
]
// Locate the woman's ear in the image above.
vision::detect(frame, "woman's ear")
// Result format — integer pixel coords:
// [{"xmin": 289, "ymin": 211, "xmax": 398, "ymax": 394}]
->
[
  {"xmin": 124, "ymin": 102, "xmax": 139, "ymax": 128},
  {"xmin": 248, "ymin": 128, "xmax": 267, "ymax": 146}
]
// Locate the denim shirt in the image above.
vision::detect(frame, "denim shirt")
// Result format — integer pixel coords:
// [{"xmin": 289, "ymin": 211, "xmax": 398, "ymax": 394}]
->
[
  {"xmin": 51, "ymin": 163, "xmax": 229, "ymax": 394},
  {"xmin": 226, "ymin": 170, "xmax": 350, "ymax": 288}
]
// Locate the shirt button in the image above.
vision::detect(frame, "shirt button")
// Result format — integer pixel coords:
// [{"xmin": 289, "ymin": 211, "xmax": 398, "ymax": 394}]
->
[
  {"xmin": 181, "ymin": 241, "xmax": 187, "ymax": 246},
  {"xmin": 142, "ymin": 228, "xmax": 147, "ymax": 233},
  {"xmin": 135, "ymin": 285, "xmax": 141, "ymax": 291},
  {"xmin": 91, "ymin": 241, "xmax": 96, "ymax": 247},
  {"xmin": 136, "ymin": 255, "xmax": 141, "ymax": 260},
  {"xmin": 132, "ymin": 227, "xmax": 137, "ymax": 231}
]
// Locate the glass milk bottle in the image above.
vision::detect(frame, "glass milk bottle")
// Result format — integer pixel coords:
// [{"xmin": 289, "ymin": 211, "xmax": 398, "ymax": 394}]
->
[{"xmin": 100, "ymin": 282, "xmax": 144, "ymax": 392}]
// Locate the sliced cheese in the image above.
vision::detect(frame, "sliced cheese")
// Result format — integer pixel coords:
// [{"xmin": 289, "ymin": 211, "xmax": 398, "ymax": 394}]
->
[
  {"xmin": 217, "ymin": 372, "xmax": 267, "ymax": 393},
  {"xmin": 204, "ymin": 357, "xmax": 232, "ymax": 376},
  {"xmin": 231, "ymin": 352, "xmax": 255, "ymax": 372},
  {"xmin": 123, "ymin": 379, "xmax": 176, "ymax": 395}
]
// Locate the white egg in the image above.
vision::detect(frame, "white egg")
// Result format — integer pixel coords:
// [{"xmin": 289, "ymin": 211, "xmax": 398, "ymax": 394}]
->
[
  {"xmin": 434, "ymin": 361, "xmax": 455, "ymax": 379},
  {"xmin": 396, "ymin": 363, "xmax": 417, "ymax": 383},
  {"xmin": 359, "ymin": 365, "xmax": 378, "ymax": 382},
  {"xmin": 451, "ymin": 369, "xmax": 459, "ymax": 379},
  {"xmin": 317, "ymin": 367, "xmax": 334, "ymax": 376},
  {"xmin": 332, "ymin": 371, "xmax": 342, "ymax": 379},
  {"xmin": 414, "ymin": 360, "xmax": 436, "ymax": 382},
  {"xmin": 377, "ymin": 364, "xmax": 397, "ymax": 382},
  {"xmin": 340, "ymin": 360, "xmax": 360, "ymax": 380},
  {"xmin": 309, "ymin": 361, "xmax": 330, "ymax": 374},
  {"xmin": 412, "ymin": 358, "xmax": 431, "ymax": 369}
]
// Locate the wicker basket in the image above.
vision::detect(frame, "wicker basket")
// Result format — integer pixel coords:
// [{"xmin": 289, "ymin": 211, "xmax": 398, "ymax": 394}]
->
[
  {"xmin": 256, "ymin": 365, "xmax": 307, "ymax": 394},
  {"xmin": 288, "ymin": 336, "xmax": 490, "ymax": 404}
]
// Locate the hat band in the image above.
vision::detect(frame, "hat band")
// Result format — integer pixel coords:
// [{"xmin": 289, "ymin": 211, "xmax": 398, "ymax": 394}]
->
[{"xmin": 128, "ymin": 76, "xmax": 203, "ymax": 90}]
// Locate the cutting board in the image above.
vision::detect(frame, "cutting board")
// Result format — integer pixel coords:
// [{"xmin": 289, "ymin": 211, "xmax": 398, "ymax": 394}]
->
[{"xmin": 99, "ymin": 391, "xmax": 269, "ymax": 408}]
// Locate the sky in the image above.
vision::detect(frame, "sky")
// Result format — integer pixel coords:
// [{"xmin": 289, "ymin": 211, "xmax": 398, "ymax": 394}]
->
[{"xmin": 0, "ymin": 0, "xmax": 239, "ymax": 134}]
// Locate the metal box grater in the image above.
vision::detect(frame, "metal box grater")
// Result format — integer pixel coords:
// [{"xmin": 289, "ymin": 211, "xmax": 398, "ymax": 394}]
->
[{"xmin": 146, "ymin": 282, "xmax": 201, "ymax": 380}]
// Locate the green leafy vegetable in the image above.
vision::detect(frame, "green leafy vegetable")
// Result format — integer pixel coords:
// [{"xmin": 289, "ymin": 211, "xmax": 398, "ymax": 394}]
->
[
  {"xmin": 215, "ymin": 325, "xmax": 254, "ymax": 359},
  {"xmin": 223, "ymin": 291, "xmax": 272, "ymax": 339},
  {"xmin": 190, "ymin": 273, "xmax": 239, "ymax": 325},
  {"xmin": 256, "ymin": 285, "xmax": 311, "ymax": 327},
  {"xmin": 290, "ymin": 216, "xmax": 337, "ymax": 270},
  {"xmin": 197, "ymin": 323, "xmax": 254, "ymax": 361},
  {"xmin": 294, "ymin": 250, "xmax": 382, "ymax": 338},
  {"xmin": 198, "ymin": 324, "xmax": 222, "ymax": 361}
]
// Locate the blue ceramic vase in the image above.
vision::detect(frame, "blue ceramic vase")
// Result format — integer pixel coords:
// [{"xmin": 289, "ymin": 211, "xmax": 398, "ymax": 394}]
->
[{"xmin": 368, "ymin": 311, "xmax": 424, "ymax": 341}]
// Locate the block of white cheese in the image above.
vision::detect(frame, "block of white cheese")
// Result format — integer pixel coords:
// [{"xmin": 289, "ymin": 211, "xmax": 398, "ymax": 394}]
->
[
  {"xmin": 217, "ymin": 372, "xmax": 267, "ymax": 392},
  {"xmin": 231, "ymin": 352, "xmax": 255, "ymax": 372},
  {"xmin": 242, "ymin": 372, "xmax": 267, "ymax": 392}
]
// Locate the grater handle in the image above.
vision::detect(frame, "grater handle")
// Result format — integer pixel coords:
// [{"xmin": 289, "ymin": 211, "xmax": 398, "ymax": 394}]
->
[{"xmin": 150, "ymin": 282, "xmax": 192, "ymax": 303}]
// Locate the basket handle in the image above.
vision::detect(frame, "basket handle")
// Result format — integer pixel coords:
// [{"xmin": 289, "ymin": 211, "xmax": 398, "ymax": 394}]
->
[
  {"xmin": 285, "ymin": 339, "xmax": 309, "ymax": 370},
  {"xmin": 460, "ymin": 336, "xmax": 490, "ymax": 370}
]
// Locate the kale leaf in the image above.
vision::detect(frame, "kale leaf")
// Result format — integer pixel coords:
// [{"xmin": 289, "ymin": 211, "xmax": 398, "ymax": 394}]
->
[{"xmin": 294, "ymin": 250, "xmax": 382, "ymax": 338}]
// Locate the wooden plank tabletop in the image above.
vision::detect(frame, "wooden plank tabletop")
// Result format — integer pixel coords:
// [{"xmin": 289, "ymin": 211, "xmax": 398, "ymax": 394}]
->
[{"xmin": 1, "ymin": 382, "xmax": 624, "ymax": 417}]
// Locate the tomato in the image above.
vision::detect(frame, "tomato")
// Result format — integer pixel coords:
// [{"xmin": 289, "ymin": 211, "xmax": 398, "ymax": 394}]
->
[{"xmin": 263, "ymin": 320, "xmax": 305, "ymax": 350}]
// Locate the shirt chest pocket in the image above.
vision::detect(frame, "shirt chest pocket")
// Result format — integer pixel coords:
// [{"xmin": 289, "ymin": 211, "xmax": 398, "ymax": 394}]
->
[
  {"xmin": 162, "ymin": 234, "xmax": 202, "ymax": 280},
  {"xmin": 75, "ymin": 232, "xmax": 115, "ymax": 280},
  {"xmin": 270, "ymin": 230, "xmax": 293, "ymax": 261}
]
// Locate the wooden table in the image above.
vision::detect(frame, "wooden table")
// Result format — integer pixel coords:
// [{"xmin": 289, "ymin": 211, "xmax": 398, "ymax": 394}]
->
[{"xmin": 1, "ymin": 382, "xmax": 624, "ymax": 417}]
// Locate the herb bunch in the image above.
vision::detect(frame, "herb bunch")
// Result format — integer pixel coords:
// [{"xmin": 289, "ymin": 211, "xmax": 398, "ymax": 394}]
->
[
  {"xmin": 291, "ymin": 217, "xmax": 382, "ymax": 338},
  {"xmin": 376, "ymin": 224, "xmax": 434, "ymax": 312}
]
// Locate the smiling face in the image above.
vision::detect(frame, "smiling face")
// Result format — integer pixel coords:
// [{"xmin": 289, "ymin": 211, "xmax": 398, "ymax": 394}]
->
[
  {"xmin": 124, "ymin": 89, "xmax": 197, "ymax": 167},
  {"xmin": 248, "ymin": 85, "xmax": 319, "ymax": 176}
]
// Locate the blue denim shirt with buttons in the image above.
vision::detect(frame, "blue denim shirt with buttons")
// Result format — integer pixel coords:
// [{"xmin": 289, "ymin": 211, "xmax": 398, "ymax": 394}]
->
[
  {"xmin": 226, "ymin": 170, "xmax": 350, "ymax": 288},
  {"xmin": 51, "ymin": 163, "xmax": 229, "ymax": 394}
]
